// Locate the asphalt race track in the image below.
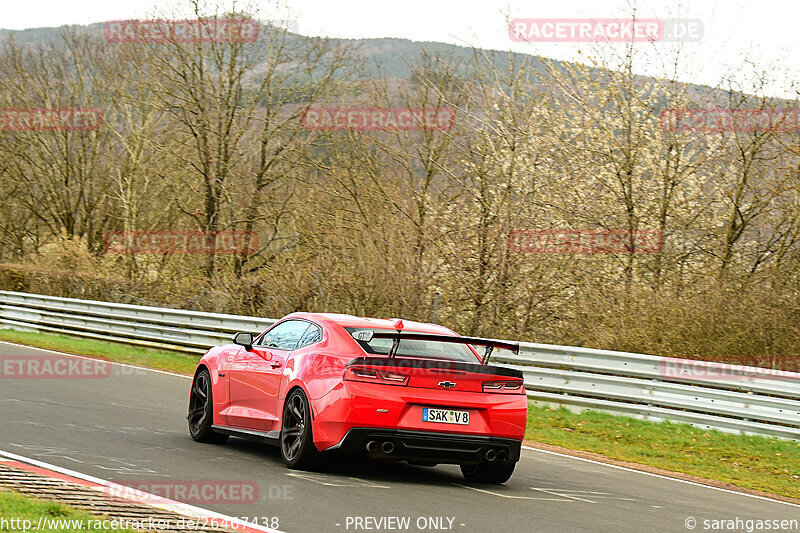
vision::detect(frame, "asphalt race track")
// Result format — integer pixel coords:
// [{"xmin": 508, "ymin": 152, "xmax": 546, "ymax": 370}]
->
[{"xmin": 1, "ymin": 341, "xmax": 798, "ymax": 532}]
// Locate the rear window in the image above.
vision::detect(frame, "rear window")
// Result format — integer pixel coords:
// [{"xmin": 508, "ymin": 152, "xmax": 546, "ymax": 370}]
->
[{"xmin": 345, "ymin": 327, "xmax": 480, "ymax": 363}]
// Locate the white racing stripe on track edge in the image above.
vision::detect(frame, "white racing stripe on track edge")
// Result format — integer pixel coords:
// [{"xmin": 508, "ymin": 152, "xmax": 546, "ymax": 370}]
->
[{"xmin": 522, "ymin": 446, "xmax": 800, "ymax": 508}]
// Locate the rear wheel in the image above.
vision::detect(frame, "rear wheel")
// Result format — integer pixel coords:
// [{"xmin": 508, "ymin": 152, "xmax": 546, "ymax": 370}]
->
[
  {"xmin": 188, "ymin": 369, "xmax": 229, "ymax": 444},
  {"xmin": 460, "ymin": 460, "xmax": 516, "ymax": 484},
  {"xmin": 280, "ymin": 389, "xmax": 319, "ymax": 469}
]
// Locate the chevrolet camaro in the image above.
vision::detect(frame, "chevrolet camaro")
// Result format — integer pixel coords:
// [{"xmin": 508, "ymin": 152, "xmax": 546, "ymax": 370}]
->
[{"xmin": 187, "ymin": 313, "xmax": 527, "ymax": 483}]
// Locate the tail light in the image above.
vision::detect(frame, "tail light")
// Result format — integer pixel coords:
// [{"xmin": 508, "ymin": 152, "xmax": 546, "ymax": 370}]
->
[
  {"xmin": 482, "ymin": 380, "xmax": 524, "ymax": 393},
  {"xmin": 344, "ymin": 366, "xmax": 410, "ymax": 386}
]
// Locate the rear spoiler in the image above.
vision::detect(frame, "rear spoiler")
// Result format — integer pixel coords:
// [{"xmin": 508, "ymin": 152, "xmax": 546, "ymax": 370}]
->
[{"xmin": 350, "ymin": 330, "xmax": 520, "ymax": 364}]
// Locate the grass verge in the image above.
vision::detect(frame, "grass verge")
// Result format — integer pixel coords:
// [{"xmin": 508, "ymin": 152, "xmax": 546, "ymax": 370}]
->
[
  {"xmin": 0, "ymin": 489, "xmax": 135, "ymax": 532},
  {"xmin": 0, "ymin": 329, "xmax": 198, "ymax": 374},
  {"xmin": 525, "ymin": 404, "xmax": 800, "ymax": 500}
]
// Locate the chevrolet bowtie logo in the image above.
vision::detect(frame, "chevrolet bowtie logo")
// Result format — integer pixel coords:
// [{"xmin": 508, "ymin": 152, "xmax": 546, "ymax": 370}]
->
[{"xmin": 437, "ymin": 381, "xmax": 457, "ymax": 389}]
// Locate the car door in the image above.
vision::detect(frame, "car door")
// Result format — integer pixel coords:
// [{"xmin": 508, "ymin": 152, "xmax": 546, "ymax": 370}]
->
[
  {"xmin": 227, "ymin": 320, "xmax": 311, "ymax": 432},
  {"xmin": 212, "ymin": 344, "xmax": 243, "ymax": 426}
]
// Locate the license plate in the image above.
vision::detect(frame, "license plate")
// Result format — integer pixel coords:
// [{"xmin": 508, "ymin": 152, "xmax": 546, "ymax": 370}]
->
[{"xmin": 422, "ymin": 408, "xmax": 470, "ymax": 425}]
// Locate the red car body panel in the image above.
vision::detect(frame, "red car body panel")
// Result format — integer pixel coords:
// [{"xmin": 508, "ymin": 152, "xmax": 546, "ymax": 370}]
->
[
  {"xmin": 193, "ymin": 313, "xmax": 527, "ymax": 462},
  {"xmin": 313, "ymin": 380, "xmax": 527, "ymax": 450}
]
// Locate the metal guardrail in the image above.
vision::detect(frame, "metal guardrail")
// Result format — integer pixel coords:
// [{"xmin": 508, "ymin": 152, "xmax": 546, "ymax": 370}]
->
[
  {"xmin": 0, "ymin": 290, "xmax": 275, "ymax": 354},
  {"xmin": 1, "ymin": 290, "xmax": 798, "ymax": 440}
]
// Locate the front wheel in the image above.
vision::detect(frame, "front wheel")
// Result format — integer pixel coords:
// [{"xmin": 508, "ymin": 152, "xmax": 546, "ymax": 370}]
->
[
  {"xmin": 188, "ymin": 368, "xmax": 229, "ymax": 444},
  {"xmin": 280, "ymin": 389, "xmax": 319, "ymax": 469},
  {"xmin": 460, "ymin": 461, "xmax": 516, "ymax": 484}
]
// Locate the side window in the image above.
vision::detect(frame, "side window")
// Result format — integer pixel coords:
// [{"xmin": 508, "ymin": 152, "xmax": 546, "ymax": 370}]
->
[
  {"xmin": 296, "ymin": 323, "xmax": 323, "ymax": 349},
  {"xmin": 256, "ymin": 320, "xmax": 311, "ymax": 351}
]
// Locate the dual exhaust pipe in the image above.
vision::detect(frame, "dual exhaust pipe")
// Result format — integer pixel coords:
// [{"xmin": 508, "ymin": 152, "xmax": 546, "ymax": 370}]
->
[
  {"xmin": 484, "ymin": 449, "xmax": 508, "ymax": 463},
  {"xmin": 366, "ymin": 440, "xmax": 508, "ymax": 463},
  {"xmin": 366, "ymin": 440, "xmax": 395, "ymax": 455}
]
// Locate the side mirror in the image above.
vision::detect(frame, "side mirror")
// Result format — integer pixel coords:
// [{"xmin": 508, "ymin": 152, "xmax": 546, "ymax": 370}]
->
[{"xmin": 232, "ymin": 332, "xmax": 254, "ymax": 351}]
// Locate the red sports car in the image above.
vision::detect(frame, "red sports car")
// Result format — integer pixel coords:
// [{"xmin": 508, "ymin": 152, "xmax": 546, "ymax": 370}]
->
[{"xmin": 187, "ymin": 313, "xmax": 527, "ymax": 483}]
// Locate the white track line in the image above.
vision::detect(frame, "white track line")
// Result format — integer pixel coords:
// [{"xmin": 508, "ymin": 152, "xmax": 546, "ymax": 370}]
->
[
  {"xmin": 0, "ymin": 340, "xmax": 191, "ymax": 379},
  {"xmin": 2, "ymin": 339, "xmax": 797, "ymax": 509},
  {"xmin": 521, "ymin": 445, "xmax": 800, "ymax": 508},
  {"xmin": 0, "ymin": 449, "xmax": 285, "ymax": 533}
]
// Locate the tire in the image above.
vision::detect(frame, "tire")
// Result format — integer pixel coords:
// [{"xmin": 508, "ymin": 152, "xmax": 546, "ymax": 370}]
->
[
  {"xmin": 460, "ymin": 460, "xmax": 516, "ymax": 484},
  {"xmin": 280, "ymin": 389, "xmax": 319, "ymax": 470},
  {"xmin": 188, "ymin": 368, "xmax": 229, "ymax": 444}
]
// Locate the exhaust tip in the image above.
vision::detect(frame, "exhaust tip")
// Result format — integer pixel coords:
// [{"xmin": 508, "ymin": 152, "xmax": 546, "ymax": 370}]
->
[
  {"xmin": 496, "ymin": 450, "xmax": 508, "ymax": 462},
  {"xmin": 366, "ymin": 440, "xmax": 379, "ymax": 453},
  {"xmin": 485, "ymin": 449, "xmax": 497, "ymax": 462},
  {"xmin": 381, "ymin": 441, "xmax": 395, "ymax": 454}
]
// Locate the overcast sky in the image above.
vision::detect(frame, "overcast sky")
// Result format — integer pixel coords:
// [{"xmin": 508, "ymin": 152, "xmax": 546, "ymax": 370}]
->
[{"xmin": 2, "ymin": 0, "xmax": 799, "ymax": 99}]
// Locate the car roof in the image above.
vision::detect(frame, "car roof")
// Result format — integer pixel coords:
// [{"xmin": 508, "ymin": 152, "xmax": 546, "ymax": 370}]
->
[{"xmin": 282, "ymin": 312, "xmax": 459, "ymax": 336}]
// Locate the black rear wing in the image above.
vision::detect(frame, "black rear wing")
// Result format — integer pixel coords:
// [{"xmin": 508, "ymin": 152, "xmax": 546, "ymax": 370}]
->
[{"xmin": 350, "ymin": 330, "xmax": 519, "ymax": 364}]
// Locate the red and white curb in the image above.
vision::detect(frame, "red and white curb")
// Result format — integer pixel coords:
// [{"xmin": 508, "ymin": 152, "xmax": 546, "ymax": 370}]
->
[{"xmin": 0, "ymin": 449, "xmax": 285, "ymax": 533}]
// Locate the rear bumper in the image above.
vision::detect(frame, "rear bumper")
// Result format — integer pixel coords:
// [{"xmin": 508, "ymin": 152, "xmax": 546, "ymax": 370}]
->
[
  {"xmin": 312, "ymin": 381, "xmax": 528, "ymax": 451},
  {"xmin": 325, "ymin": 427, "xmax": 522, "ymax": 465}
]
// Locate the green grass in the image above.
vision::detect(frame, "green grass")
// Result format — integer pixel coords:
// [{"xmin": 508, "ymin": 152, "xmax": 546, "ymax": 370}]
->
[
  {"xmin": 525, "ymin": 404, "xmax": 800, "ymax": 499},
  {"xmin": 0, "ymin": 489, "xmax": 136, "ymax": 532},
  {"xmin": 0, "ymin": 329, "xmax": 199, "ymax": 374}
]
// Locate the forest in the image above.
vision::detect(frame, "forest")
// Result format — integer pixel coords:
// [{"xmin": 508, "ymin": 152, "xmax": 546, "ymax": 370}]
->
[{"xmin": 1, "ymin": 2, "xmax": 798, "ymax": 368}]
